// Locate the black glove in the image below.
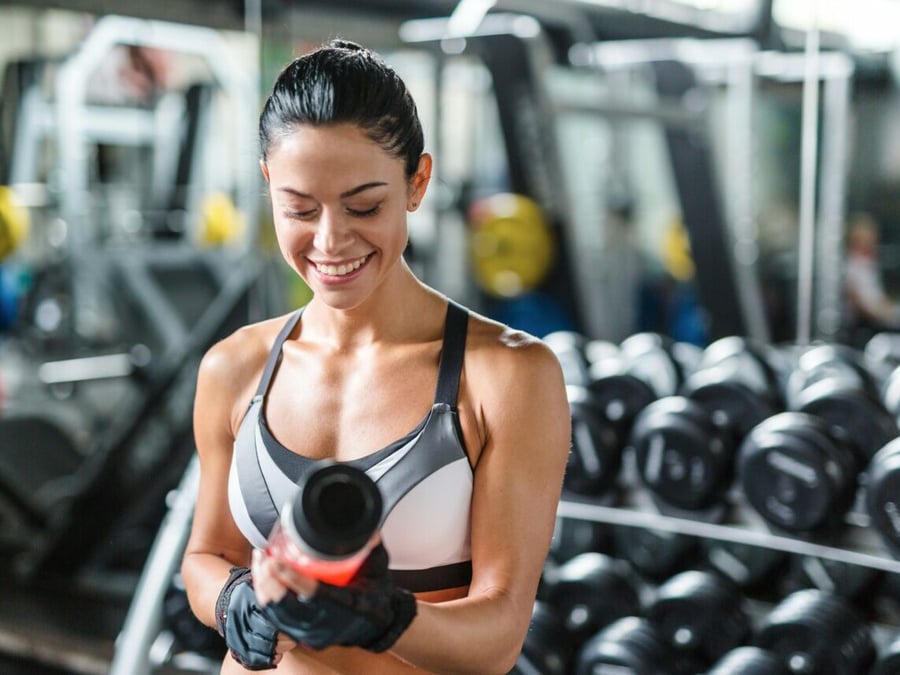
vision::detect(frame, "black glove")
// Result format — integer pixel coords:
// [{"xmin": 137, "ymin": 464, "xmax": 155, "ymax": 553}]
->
[
  {"xmin": 215, "ymin": 566, "xmax": 281, "ymax": 670},
  {"xmin": 262, "ymin": 543, "xmax": 417, "ymax": 652}
]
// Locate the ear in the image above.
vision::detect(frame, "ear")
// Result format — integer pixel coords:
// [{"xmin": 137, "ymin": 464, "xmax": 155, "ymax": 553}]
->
[
  {"xmin": 407, "ymin": 153, "xmax": 433, "ymax": 212},
  {"xmin": 260, "ymin": 160, "xmax": 270, "ymax": 183}
]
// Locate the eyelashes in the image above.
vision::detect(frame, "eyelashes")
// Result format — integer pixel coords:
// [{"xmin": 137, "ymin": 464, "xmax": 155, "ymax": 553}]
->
[{"xmin": 282, "ymin": 204, "xmax": 383, "ymax": 221}]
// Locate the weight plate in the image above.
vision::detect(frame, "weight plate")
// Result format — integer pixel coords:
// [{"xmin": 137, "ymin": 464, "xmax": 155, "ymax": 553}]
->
[{"xmin": 865, "ymin": 438, "xmax": 900, "ymax": 553}]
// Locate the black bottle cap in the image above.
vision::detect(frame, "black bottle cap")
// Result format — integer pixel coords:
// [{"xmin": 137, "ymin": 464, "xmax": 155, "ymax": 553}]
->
[{"xmin": 289, "ymin": 461, "xmax": 383, "ymax": 559}]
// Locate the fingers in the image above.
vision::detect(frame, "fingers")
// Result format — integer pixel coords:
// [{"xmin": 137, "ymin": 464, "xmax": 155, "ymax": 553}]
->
[
  {"xmin": 251, "ymin": 549, "xmax": 288, "ymax": 606},
  {"xmin": 265, "ymin": 551, "xmax": 319, "ymax": 599}
]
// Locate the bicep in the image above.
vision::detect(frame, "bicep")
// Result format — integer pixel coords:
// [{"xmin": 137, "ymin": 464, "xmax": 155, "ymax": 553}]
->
[{"xmin": 467, "ymin": 348, "xmax": 570, "ymax": 610}]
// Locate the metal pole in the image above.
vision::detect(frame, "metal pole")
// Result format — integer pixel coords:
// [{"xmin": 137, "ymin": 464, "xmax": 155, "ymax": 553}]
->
[{"xmin": 796, "ymin": 2, "xmax": 821, "ymax": 345}]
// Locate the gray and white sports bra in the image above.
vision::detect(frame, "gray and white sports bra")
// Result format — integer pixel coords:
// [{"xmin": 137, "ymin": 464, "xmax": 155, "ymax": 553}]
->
[{"xmin": 227, "ymin": 302, "xmax": 474, "ymax": 592}]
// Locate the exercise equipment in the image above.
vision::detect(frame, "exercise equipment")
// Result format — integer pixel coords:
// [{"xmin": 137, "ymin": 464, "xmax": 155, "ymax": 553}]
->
[
  {"xmin": 865, "ymin": 437, "xmax": 900, "ymax": 558},
  {"xmin": 197, "ymin": 191, "xmax": 245, "ymax": 247},
  {"xmin": 543, "ymin": 330, "xmax": 590, "ymax": 387},
  {"xmin": 0, "ymin": 185, "xmax": 28, "ymax": 261},
  {"xmin": 645, "ymin": 569, "xmax": 751, "ymax": 667},
  {"xmin": 701, "ymin": 539, "xmax": 789, "ymax": 596},
  {"xmin": 613, "ymin": 526, "xmax": 698, "ymax": 582},
  {"xmin": 681, "ymin": 335, "xmax": 783, "ymax": 444},
  {"xmin": 707, "ymin": 646, "xmax": 791, "ymax": 674},
  {"xmin": 563, "ymin": 385, "xmax": 622, "ymax": 499},
  {"xmin": 467, "ymin": 192, "xmax": 555, "ymax": 299},
  {"xmin": 872, "ymin": 632, "xmax": 900, "ymax": 675},
  {"xmin": 575, "ymin": 616, "xmax": 694, "ymax": 675},
  {"xmin": 786, "ymin": 554, "xmax": 881, "ymax": 605},
  {"xmin": 511, "ymin": 601, "xmax": 575, "ymax": 675},
  {"xmin": 753, "ymin": 589, "xmax": 876, "ymax": 675},
  {"xmin": 737, "ymin": 412, "xmax": 858, "ymax": 535},
  {"xmin": 785, "ymin": 343, "xmax": 881, "ymax": 409},
  {"xmin": 161, "ymin": 573, "xmax": 225, "ymax": 659},
  {"xmin": 548, "ymin": 517, "xmax": 612, "ymax": 564},
  {"xmin": 628, "ymin": 395, "xmax": 736, "ymax": 515},
  {"xmin": 541, "ymin": 552, "xmax": 642, "ymax": 649}
]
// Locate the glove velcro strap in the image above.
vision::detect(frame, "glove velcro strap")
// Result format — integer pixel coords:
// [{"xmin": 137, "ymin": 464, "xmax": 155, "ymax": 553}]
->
[
  {"xmin": 215, "ymin": 566, "xmax": 252, "ymax": 638},
  {"xmin": 361, "ymin": 587, "xmax": 418, "ymax": 653}
]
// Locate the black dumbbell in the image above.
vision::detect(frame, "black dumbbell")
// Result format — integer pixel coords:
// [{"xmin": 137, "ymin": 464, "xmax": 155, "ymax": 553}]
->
[
  {"xmin": 644, "ymin": 569, "xmax": 751, "ymax": 668},
  {"xmin": 785, "ymin": 343, "xmax": 881, "ymax": 408},
  {"xmin": 866, "ymin": 437, "xmax": 900, "ymax": 558},
  {"xmin": 587, "ymin": 333, "xmax": 691, "ymax": 439},
  {"xmin": 754, "ymin": 588, "xmax": 876, "ymax": 675},
  {"xmin": 707, "ymin": 646, "xmax": 792, "ymax": 674},
  {"xmin": 542, "ymin": 552, "xmax": 643, "ymax": 649},
  {"xmin": 511, "ymin": 600, "xmax": 576, "ymax": 675},
  {"xmin": 628, "ymin": 396, "xmax": 736, "ymax": 515},
  {"xmin": 872, "ymin": 632, "xmax": 900, "ymax": 675},
  {"xmin": 613, "ymin": 525, "xmax": 698, "ymax": 582},
  {"xmin": 544, "ymin": 330, "xmax": 591, "ymax": 388},
  {"xmin": 681, "ymin": 335, "xmax": 784, "ymax": 444},
  {"xmin": 785, "ymin": 554, "xmax": 882, "ymax": 605},
  {"xmin": 737, "ymin": 412, "xmax": 859, "ymax": 535},
  {"xmin": 548, "ymin": 516, "xmax": 613, "ymax": 564},
  {"xmin": 701, "ymin": 539, "xmax": 790, "ymax": 596},
  {"xmin": 563, "ymin": 385, "xmax": 623, "ymax": 499},
  {"xmin": 575, "ymin": 616, "xmax": 695, "ymax": 675}
]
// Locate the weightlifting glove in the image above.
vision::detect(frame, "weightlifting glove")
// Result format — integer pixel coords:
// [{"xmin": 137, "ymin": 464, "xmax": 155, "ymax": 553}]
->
[
  {"xmin": 262, "ymin": 543, "xmax": 417, "ymax": 652},
  {"xmin": 215, "ymin": 566, "xmax": 280, "ymax": 670}
]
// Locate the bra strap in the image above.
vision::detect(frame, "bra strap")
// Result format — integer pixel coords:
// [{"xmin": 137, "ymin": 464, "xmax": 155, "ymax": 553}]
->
[
  {"xmin": 254, "ymin": 308, "xmax": 305, "ymax": 398},
  {"xmin": 434, "ymin": 301, "xmax": 468, "ymax": 406}
]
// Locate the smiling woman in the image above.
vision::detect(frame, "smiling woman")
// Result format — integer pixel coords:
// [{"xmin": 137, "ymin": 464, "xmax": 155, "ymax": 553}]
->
[{"xmin": 179, "ymin": 39, "xmax": 571, "ymax": 675}]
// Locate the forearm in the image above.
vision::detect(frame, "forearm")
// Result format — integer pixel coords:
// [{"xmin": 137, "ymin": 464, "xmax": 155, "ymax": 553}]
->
[
  {"xmin": 181, "ymin": 550, "xmax": 246, "ymax": 629},
  {"xmin": 390, "ymin": 588, "xmax": 531, "ymax": 675}
]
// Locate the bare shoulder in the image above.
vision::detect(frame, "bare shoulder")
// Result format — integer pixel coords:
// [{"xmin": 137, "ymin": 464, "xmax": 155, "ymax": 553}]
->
[
  {"xmin": 464, "ymin": 309, "xmax": 565, "ymax": 387},
  {"xmin": 195, "ymin": 312, "xmax": 295, "ymax": 430}
]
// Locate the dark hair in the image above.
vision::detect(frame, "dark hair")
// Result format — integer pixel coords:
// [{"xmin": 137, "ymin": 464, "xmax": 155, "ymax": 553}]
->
[{"xmin": 259, "ymin": 39, "xmax": 424, "ymax": 178}]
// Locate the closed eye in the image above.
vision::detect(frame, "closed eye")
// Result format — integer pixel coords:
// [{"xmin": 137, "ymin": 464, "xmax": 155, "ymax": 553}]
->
[{"xmin": 347, "ymin": 204, "xmax": 382, "ymax": 218}]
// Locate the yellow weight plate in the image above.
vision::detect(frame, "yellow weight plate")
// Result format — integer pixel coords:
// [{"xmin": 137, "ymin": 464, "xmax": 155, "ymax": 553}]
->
[
  {"xmin": 199, "ymin": 191, "xmax": 245, "ymax": 247},
  {"xmin": 468, "ymin": 193, "xmax": 555, "ymax": 298},
  {"xmin": 0, "ymin": 186, "xmax": 29, "ymax": 261}
]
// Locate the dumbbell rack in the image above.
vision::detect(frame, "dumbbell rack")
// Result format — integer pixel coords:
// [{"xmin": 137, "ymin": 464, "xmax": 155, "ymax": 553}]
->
[{"xmin": 556, "ymin": 455, "xmax": 900, "ymax": 649}]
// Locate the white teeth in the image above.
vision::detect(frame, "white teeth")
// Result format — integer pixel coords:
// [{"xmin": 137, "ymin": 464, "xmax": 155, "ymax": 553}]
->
[{"xmin": 316, "ymin": 255, "xmax": 368, "ymax": 276}]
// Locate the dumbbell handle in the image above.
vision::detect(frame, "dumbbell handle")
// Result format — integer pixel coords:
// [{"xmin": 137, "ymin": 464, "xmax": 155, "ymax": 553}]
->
[{"xmin": 38, "ymin": 346, "xmax": 150, "ymax": 384}]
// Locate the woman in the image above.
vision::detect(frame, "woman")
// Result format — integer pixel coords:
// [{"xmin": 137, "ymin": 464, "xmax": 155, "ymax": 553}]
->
[{"xmin": 181, "ymin": 39, "xmax": 570, "ymax": 674}]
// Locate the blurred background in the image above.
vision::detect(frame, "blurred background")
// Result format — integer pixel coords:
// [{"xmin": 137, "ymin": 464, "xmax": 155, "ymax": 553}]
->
[{"xmin": 1, "ymin": 1, "xmax": 900, "ymax": 673}]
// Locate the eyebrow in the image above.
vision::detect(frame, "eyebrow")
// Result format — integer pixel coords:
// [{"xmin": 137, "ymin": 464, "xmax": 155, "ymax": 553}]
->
[{"xmin": 276, "ymin": 182, "xmax": 389, "ymax": 199}]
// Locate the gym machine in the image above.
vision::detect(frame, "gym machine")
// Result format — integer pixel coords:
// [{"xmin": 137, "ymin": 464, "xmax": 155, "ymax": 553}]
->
[{"xmin": 0, "ymin": 14, "xmax": 281, "ymax": 671}]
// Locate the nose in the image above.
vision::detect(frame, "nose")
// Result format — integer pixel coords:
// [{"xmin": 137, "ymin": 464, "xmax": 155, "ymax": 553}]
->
[{"xmin": 313, "ymin": 209, "xmax": 350, "ymax": 254}]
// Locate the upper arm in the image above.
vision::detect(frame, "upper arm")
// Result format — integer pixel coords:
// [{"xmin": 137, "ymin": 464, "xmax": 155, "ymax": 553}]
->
[
  {"xmin": 184, "ymin": 338, "xmax": 255, "ymax": 568},
  {"xmin": 466, "ymin": 333, "xmax": 570, "ymax": 625}
]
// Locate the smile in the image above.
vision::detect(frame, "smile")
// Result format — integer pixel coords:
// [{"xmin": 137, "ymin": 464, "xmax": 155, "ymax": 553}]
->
[{"xmin": 313, "ymin": 254, "xmax": 370, "ymax": 277}]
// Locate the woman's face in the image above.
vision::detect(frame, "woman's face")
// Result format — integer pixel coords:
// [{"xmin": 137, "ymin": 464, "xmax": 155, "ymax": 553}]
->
[{"xmin": 262, "ymin": 123, "xmax": 430, "ymax": 309}]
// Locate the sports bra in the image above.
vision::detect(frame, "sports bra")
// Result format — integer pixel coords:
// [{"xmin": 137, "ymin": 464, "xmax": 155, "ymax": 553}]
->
[{"xmin": 227, "ymin": 302, "xmax": 474, "ymax": 592}]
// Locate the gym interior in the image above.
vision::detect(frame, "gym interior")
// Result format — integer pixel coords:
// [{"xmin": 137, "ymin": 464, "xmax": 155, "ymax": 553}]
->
[{"xmin": 1, "ymin": 0, "xmax": 900, "ymax": 673}]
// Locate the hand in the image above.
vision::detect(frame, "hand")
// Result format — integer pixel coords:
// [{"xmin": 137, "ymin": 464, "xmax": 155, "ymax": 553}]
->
[
  {"xmin": 215, "ymin": 567, "xmax": 297, "ymax": 670},
  {"xmin": 256, "ymin": 543, "xmax": 417, "ymax": 652}
]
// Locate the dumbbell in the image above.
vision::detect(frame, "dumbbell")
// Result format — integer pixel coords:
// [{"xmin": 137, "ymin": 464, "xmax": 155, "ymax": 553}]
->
[
  {"xmin": 627, "ymin": 396, "xmax": 736, "ymax": 516},
  {"xmin": 785, "ymin": 554, "xmax": 882, "ymax": 605},
  {"xmin": 681, "ymin": 335, "xmax": 784, "ymax": 445},
  {"xmin": 707, "ymin": 646, "xmax": 791, "ymax": 674},
  {"xmin": 547, "ymin": 516, "xmax": 613, "ymax": 564},
  {"xmin": 587, "ymin": 332, "xmax": 691, "ymax": 440},
  {"xmin": 562, "ymin": 384, "xmax": 623, "ymax": 500},
  {"xmin": 511, "ymin": 600, "xmax": 576, "ymax": 675},
  {"xmin": 785, "ymin": 343, "xmax": 882, "ymax": 408},
  {"xmin": 613, "ymin": 525, "xmax": 698, "ymax": 582},
  {"xmin": 737, "ymin": 412, "xmax": 859, "ymax": 535},
  {"xmin": 872, "ymin": 632, "xmax": 900, "ymax": 675},
  {"xmin": 541, "ymin": 552, "xmax": 643, "ymax": 649},
  {"xmin": 544, "ymin": 330, "xmax": 591, "ymax": 387},
  {"xmin": 787, "ymin": 344, "xmax": 898, "ymax": 465},
  {"xmin": 865, "ymin": 437, "xmax": 900, "ymax": 558},
  {"xmin": 701, "ymin": 539, "xmax": 789, "ymax": 596},
  {"xmin": 644, "ymin": 569, "xmax": 751, "ymax": 668},
  {"xmin": 754, "ymin": 588, "xmax": 876, "ymax": 674},
  {"xmin": 575, "ymin": 616, "xmax": 695, "ymax": 675}
]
